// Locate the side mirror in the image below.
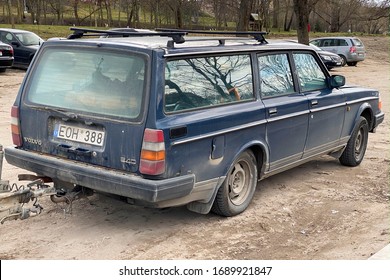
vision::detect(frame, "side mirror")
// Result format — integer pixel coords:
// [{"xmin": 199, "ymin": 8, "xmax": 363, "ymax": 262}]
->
[{"xmin": 330, "ymin": 75, "xmax": 345, "ymax": 88}]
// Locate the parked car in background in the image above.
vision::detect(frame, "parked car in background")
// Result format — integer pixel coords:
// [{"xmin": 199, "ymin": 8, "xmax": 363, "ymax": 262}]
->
[
  {"xmin": 310, "ymin": 37, "xmax": 366, "ymax": 66},
  {"xmin": 310, "ymin": 44, "xmax": 342, "ymax": 70},
  {"xmin": 0, "ymin": 41, "xmax": 14, "ymax": 73},
  {"xmin": 0, "ymin": 28, "xmax": 44, "ymax": 69}
]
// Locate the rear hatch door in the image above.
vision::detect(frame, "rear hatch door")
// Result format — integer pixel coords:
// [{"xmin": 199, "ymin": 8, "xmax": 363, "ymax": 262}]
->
[
  {"xmin": 18, "ymin": 42, "xmax": 150, "ymax": 173},
  {"xmin": 351, "ymin": 38, "xmax": 366, "ymax": 58}
]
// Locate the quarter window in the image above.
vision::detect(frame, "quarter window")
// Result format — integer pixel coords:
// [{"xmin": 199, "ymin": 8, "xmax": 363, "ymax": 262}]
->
[
  {"xmin": 293, "ymin": 53, "xmax": 327, "ymax": 92},
  {"xmin": 164, "ymin": 55, "xmax": 253, "ymax": 113},
  {"xmin": 258, "ymin": 53, "xmax": 295, "ymax": 97}
]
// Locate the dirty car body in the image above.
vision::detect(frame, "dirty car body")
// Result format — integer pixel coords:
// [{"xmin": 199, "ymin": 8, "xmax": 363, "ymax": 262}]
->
[{"xmin": 5, "ymin": 29, "xmax": 384, "ymax": 217}]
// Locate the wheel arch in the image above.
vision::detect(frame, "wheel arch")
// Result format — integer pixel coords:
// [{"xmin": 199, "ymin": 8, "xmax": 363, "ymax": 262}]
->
[
  {"xmin": 357, "ymin": 103, "xmax": 374, "ymax": 131},
  {"xmin": 232, "ymin": 140, "xmax": 269, "ymax": 181}
]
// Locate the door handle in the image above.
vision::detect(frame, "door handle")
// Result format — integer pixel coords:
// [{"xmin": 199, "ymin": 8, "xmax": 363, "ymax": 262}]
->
[
  {"xmin": 268, "ymin": 108, "xmax": 278, "ymax": 115},
  {"xmin": 311, "ymin": 100, "xmax": 318, "ymax": 106}
]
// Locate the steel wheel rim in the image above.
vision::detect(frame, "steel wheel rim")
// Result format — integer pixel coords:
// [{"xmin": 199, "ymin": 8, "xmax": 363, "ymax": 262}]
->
[
  {"xmin": 228, "ymin": 160, "xmax": 251, "ymax": 205},
  {"xmin": 354, "ymin": 127, "xmax": 364, "ymax": 158}
]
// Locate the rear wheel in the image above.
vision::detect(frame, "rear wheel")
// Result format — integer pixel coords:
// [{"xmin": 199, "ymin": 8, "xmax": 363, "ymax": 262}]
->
[
  {"xmin": 339, "ymin": 117, "xmax": 369, "ymax": 166},
  {"xmin": 339, "ymin": 55, "xmax": 347, "ymax": 66},
  {"xmin": 212, "ymin": 150, "xmax": 257, "ymax": 217},
  {"xmin": 0, "ymin": 68, "xmax": 6, "ymax": 73}
]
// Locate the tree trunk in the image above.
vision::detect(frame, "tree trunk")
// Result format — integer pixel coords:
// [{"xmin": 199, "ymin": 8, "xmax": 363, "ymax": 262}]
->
[
  {"xmin": 74, "ymin": 0, "xmax": 80, "ymax": 26},
  {"xmin": 293, "ymin": 0, "xmax": 310, "ymax": 45},
  {"xmin": 7, "ymin": 0, "xmax": 15, "ymax": 27},
  {"xmin": 105, "ymin": 0, "xmax": 113, "ymax": 27},
  {"xmin": 273, "ymin": 0, "xmax": 280, "ymax": 29},
  {"xmin": 237, "ymin": 0, "xmax": 253, "ymax": 31}
]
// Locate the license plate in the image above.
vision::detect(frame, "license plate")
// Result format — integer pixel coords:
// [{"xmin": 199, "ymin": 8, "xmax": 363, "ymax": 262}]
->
[{"xmin": 54, "ymin": 124, "xmax": 105, "ymax": 146}]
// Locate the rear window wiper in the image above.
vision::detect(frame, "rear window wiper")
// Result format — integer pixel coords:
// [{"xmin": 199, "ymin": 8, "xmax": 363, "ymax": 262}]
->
[{"xmin": 44, "ymin": 107, "xmax": 78, "ymax": 120}]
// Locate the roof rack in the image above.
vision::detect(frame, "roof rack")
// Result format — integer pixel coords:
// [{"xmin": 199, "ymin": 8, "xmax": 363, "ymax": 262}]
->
[
  {"xmin": 156, "ymin": 28, "xmax": 268, "ymax": 45},
  {"xmin": 67, "ymin": 27, "xmax": 268, "ymax": 48},
  {"xmin": 67, "ymin": 27, "xmax": 187, "ymax": 44}
]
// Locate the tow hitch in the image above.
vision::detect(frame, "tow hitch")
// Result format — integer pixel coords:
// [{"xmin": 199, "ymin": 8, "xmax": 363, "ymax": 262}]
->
[{"xmin": 0, "ymin": 144, "xmax": 93, "ymax": 224}]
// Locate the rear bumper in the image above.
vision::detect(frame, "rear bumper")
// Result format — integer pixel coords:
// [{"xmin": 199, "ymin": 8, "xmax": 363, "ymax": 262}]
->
[
  {"xmin": 0, "ymin": 57, "xmax": 14, "ymax": 67},
  {"xmin": 373, "ymin": 111, "xmax": 385, "ymax": 131},
  {"xmin": 4, "ymin": 147, "xmax": 195, "ymax": 203}
]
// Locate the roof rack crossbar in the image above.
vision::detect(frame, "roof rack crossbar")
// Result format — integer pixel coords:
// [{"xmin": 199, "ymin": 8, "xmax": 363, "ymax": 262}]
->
[
  {"xmin": 156, "ymin": 28, "xmax": 268, "ymax": 45},
  {"xmin": 67, "ymin": 27, "xmax": 187, "ymax": 43}
]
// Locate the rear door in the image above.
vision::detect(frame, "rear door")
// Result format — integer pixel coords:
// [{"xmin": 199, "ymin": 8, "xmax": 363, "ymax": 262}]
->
[
  {"xmin": 19, "ymin": 43, "xmax": 150, "ymax": 173},
  {"xmin": 257, "ymin": 52, "xmax": 309, "ymax": 171}
]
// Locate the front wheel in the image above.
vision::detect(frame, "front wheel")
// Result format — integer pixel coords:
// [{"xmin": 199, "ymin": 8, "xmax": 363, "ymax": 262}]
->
[
  {"xmin": 212, "ymin": 150, "xmax": 258, "ymax": 217},
  {"xmin": 339, "ymin": 117, "xmax": 369, "ymax": 166}
]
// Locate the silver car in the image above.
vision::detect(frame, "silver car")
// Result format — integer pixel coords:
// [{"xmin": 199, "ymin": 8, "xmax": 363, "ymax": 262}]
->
[{"xmin": 310, "ymin": 37, "xmax": 366, "ymax": 66}]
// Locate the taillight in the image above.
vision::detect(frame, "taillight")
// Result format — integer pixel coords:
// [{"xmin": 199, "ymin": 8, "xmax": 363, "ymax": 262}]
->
[
  {"xmin": 139, "ymin": 128, "xmax": 165, "ymax": 175},
  {"xmin": 378, "ymin": 96, "xmax": 383, "ymax": 111},
  {"xmin": 11, "ymin": 106, "xmax": 22, "ymax": 146},
  {"xmin": 349, "ymin": 46, "xmax": 356, "ymax": 53}
]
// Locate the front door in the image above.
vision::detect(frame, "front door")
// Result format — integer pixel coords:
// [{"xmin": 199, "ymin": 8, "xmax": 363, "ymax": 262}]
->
[{"xmin": 292, "ymin": 52, "xmax": 345, "ymax": 158}]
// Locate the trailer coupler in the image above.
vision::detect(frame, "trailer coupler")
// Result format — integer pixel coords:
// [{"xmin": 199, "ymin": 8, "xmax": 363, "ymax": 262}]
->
[
  {"xmin": 0, "ymin": 178, "xmax": 56, "ymax": 224},
  {"xmin": 0, "ymin": 144, "xmax": 94, "ymax": 224}
]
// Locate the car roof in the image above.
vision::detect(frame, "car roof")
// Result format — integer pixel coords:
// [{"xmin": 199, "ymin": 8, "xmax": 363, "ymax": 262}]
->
[
  {"xmin": 0, "ymin": 28, "xmax": 34, "ymax": 34},
  {"xmin": 311, "ymin": 36, "xmax": 359, "ymax": 40}
]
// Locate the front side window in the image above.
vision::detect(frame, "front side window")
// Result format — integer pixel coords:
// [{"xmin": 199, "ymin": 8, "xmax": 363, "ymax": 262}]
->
[
  {"xmin": 164, "ymin": 55, "xmax": 253, "ymax": 113},
  {"xmin": 293, "ymin": 53, "xmax": 327, "ymax": 92},
  {"xmin": 27, "ymin": 48, "xmax": 146, "ymax": 119},
  {"xmin": 258, "ymin": 53, "xmax": 295, "ymax": 98}
]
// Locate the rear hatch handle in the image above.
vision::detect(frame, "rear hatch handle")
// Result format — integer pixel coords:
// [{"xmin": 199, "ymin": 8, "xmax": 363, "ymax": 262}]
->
[{"xmin": 57, "ymin": 144, "xmax": 92, "ymax": 157}]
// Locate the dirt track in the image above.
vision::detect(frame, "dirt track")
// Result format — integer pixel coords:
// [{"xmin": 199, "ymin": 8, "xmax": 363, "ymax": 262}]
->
[{"xmin": 0, "ymin": 36, "xmax": 389, "ymax": 260}]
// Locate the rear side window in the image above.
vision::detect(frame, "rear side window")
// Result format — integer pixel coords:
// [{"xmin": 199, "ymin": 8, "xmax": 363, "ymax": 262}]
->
[
  {"xmin": 293, "ymin": 53, "xmax": 327, "ymax": 92},
  {"xmin": 27, "ymin": 48, "xmax": 146, "ymax": 120},
  {"xmin": 164, "ymin": 54, "xmax": 253, "ymax": 113},
  {"xmin": 338, "ymin": 39, "xmax": 348, "ymax": 46}
]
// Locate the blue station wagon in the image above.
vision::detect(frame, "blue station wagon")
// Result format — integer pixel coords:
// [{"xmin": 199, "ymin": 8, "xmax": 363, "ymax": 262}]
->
[{"xmin": 5, "ymin": 28, "xmax": 384, "ymax": 216}]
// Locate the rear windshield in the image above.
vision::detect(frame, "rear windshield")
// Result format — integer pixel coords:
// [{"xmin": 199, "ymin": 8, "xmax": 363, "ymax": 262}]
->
[
  {"xmin": 352, "ymin": 38, "xmax": 363, "ymax": 47},
  {"xmin": 26, "ymin": 47, "xmax": 146, "ymax": 120}
]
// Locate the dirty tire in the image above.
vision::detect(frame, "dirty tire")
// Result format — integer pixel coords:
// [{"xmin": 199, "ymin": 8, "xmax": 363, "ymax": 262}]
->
[
  {"xmin": 212, "ymin": 150, "xmax": 257, "ymax": 217},
  {"xmin": 339, "ymin": 116, "xmax": 369, "ymax": 166}
]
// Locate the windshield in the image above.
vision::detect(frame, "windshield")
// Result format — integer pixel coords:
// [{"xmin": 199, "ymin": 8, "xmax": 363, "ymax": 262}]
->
[
  {"xmin": 27, "ymin": 47, "xmax": 146, "ymax": 120},
  {"xmin": 309, "ymin": 43, "xmax": 321, "ymax": 51},
  {"xmin": 15, "ymin": 32, "xmax": 43, "ymax": 46}
]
